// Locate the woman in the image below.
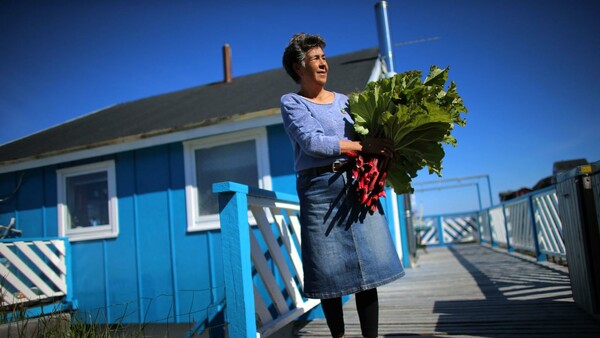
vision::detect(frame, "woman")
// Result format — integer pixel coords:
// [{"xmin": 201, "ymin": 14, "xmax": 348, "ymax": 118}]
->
[{"xmin": 280, "ymin": 33, "xmax": 405, "ymax": 338}]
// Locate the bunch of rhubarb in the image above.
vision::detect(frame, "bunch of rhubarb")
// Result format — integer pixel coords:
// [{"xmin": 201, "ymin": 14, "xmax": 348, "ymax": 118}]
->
[{"xmin": 347, "ymin": 66, "xmax": 468, "ymax": 213}]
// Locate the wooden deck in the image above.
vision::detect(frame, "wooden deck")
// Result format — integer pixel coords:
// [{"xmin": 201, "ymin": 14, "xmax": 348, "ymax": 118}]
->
[{"xmin": 292, "ymin": 244, "xmax": 600, "ymax": 337}]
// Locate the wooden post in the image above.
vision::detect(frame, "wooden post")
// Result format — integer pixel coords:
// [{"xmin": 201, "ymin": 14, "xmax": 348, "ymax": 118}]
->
[
  {"xmin": 63, "ymin": 238, "xmax": 75, "ymax": 305},
  {"xmin": 436, "ymin": 216, "xmax": 445, "ymax": 246},
  {"xmin": 213, "ymin": 182, "xmax": 256, "ymax": 337}
]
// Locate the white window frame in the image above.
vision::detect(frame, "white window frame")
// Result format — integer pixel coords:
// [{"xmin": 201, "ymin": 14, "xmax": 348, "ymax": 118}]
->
[
  {"xmin": 57, "ymin": 160, "xmax": 119, "ymax": 242},
  {"xmin": 183, "ymin": 127, "xmax": 271, "ymax": 232}
]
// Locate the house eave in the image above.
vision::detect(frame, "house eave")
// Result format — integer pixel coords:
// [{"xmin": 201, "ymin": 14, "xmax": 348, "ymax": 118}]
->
[{"xmin": 0, "ymin": 107, "xmax": 282, "ymax": 174}]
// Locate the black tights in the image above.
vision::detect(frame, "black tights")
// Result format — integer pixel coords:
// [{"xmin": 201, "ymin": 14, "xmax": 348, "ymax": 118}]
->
[{"xmin": 321, "ymin": 288, "xmax": 379, "ymax": 338}]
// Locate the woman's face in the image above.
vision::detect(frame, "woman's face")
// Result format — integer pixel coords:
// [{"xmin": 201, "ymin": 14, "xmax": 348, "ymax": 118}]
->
[{"xmin": 295, "ymin": 47, "xmax": 328, "ymax": 87}]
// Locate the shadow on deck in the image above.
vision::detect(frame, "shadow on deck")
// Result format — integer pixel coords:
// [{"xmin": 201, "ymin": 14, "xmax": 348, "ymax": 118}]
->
[{"xmin": 293, "ymin": 244, "xmax": 600, "ymax": 337}]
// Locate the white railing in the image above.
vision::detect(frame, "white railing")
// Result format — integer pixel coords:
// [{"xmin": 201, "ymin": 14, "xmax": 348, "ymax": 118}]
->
[
  {"xmin": 505, "ymin": 197, "xmax": 535, "ymax": 252},
  {"xmin": 478, "ymin": 209, "xmax": 492, "ymax": 244},
  {"xmin": 489, "ymin": 206, "xmax": 507, "ymax": 246},
  {"xmin": 477, "ymin": 186, "xmax": 565, "ymax": 261},
  {"xmin": 0, "ymin": 237, "xmax": 71, "ymax": 308},
  {"xmin": 213, "ymin": 182, "xmax": 319, "ymax": 337},
  {"xmin": 533, "ymin": 189, "xmax": 566, "ymax": 257},
  {"xmin": 418, "ymin": 212, "xmax": 479, "ymax": 246}
]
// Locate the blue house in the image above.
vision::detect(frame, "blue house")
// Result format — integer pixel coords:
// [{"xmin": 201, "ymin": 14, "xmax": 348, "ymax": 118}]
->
[{"xmin": 0, "ymin": 46, "xmax": 408, "ymax": 333}]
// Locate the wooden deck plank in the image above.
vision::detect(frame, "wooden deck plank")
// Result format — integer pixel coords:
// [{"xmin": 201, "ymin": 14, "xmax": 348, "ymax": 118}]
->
[{"xmin": 292, "ymin": 244, "xmax": 600, "ymax": 337}]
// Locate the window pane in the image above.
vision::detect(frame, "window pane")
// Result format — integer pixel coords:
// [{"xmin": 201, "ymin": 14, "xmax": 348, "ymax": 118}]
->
[
  {"xmin": 66, "ymin": 172, "xmax": 109, "ymax": 229},
  {"xmin": 195, "ymin": 140, "xmax": 258, "ymax": 216}
]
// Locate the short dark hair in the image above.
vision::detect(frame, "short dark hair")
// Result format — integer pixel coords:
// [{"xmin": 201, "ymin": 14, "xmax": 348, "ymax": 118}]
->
[{"xmin": 282, "ymin": 33, "xmax": 326, "ymax": 83}]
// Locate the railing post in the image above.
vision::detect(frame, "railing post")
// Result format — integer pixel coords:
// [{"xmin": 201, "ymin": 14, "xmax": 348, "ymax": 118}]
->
[
  {"xmin": 476, "ymin": 183, "xmax": 483, "ymax": 211},
  {"xmin": 502, "ymin": 205, "xmax": 514, "ymax": 253},
  {"xmin": 486, "ymin": 175, "xmax": 493, "ymax": 208},
  {"xmin": 528, "ymin": 194, "xmax": 546, "ymax": 262},
  {"xmin": 436, "ymin": 216, "xmax": 445, "ymax": 246},
  {"xmin": 63, "ymin": 238, "xmax": 75, "ymax": 305},
  {"xmin": 213, "ymin": 182, "xmax": 256, "ymax": 337}
]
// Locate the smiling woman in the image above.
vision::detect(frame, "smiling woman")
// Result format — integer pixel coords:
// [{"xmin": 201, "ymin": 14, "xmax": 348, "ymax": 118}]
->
[
  {"xmin": 279, "ymin": 33, "xmax": 404, "ymax": 338},
  {"xmin": 295, "ymin": 48, "xmax": 329, "ymax": 92}
]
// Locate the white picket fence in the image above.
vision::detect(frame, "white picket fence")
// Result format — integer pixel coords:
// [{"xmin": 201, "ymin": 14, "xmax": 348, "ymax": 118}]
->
[
  {"xmin": 478, "ymin": 186, "xmax": 565, "ymax": 261},
  {"xmin": 0, "ymin": 237, "xmax": 70, "ymax": 308},
  {"xmin": 417, "ymin": 186, "xmax": 565, "ymax": 263},
  {"xmin": 214, "ymin": 182, "xmax": 320, "ymax": 337},
  {"xmin": 248, "ymin": 194, "xmax": 320, "ymax": 336}
]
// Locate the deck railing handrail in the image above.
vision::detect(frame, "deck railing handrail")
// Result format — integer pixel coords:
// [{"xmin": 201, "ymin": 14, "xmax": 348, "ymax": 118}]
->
[
  {"xmin": 213, "ymin": 181, "xmax": 319, "ymax": 337},
  {"xmin": 475, "ymin": 185, "xmax": 565, "ymax": 261},
  {"xmin": 417, "ymin": 211, "xmax": 479, "ymax": 247},
  {"xmin": 417, "ymin": 185, "xmax": 564, "ymax": 262},
  {"xmin": 0, "ymin": 236, "xmax": 74, "ymax": 316}
]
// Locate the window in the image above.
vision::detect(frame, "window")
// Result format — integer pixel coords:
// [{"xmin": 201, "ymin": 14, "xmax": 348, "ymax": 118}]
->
[
  {"xmin": 57, "ymin": 160, "xmax": 118, "ymax": 241},
  {"xmin": 184, "ymin": 128, "xmax": 271, "ymax": 231}
]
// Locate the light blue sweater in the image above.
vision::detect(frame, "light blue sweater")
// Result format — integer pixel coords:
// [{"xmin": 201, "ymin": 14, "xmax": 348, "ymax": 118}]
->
[{"xmin": 280, "ymin": 92, "xmax": 355, "ymax": 172}]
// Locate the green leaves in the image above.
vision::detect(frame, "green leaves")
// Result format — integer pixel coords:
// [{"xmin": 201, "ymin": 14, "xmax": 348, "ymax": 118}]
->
[
  {"xmin": 348, "ymin": 65, "xmax": 468, "ymax": 194},
  {"xmin": 423, "ymin": 65, "xmax": 447, "ymax": 86}
]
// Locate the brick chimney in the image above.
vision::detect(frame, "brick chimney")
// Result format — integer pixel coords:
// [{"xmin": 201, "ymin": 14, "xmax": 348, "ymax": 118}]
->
[{"xmin": 223, "ymin": 44, "xmax": 232, "ymax": 83}]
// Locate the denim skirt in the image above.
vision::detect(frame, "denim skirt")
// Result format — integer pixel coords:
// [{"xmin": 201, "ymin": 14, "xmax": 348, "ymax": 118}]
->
[{"xmin": 297, "ymin": 170, "xmax": 405, "ymax": 299}]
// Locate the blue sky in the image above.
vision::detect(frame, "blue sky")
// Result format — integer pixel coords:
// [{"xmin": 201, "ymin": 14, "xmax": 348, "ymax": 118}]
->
[{"xmin": 1, "ymin": 0, "xmax": 599, "ymax": 215}]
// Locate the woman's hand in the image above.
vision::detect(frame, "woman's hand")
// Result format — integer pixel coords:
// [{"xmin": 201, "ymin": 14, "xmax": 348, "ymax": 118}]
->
[
  {"xmin": 339, "ymin": 139, "xmax": 395, "ymax": 158},
  {"xmin": 360, "ymin": 138, "xmax": 395, "ymax": 158}
]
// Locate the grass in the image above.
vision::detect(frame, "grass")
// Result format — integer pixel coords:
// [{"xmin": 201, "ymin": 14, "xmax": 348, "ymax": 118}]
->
[
  {"xmin": 0, "ymin": 290, "xmax": 149, "ymax": 338},
  {"xmin": 0, "ymin": 298, "xmax": 223, "ymax": 337}
]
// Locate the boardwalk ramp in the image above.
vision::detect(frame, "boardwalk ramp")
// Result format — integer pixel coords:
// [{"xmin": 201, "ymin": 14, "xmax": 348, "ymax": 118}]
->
[{"xmin": 294, "ymin": 244, "xmax": 600, "ymax": 337}]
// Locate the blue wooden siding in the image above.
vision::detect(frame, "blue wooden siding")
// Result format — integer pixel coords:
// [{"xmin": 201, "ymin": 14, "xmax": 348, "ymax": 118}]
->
[
  {"xmin": 267, "ymin": 124, "xmax": 296, "ymax": 195},
  {"xmin": 0, "ymin": 172, "xmax": 19, "ymax": 229},
  {"xmin": 0, "ymin": 125, "xmax": 295, "ymax": 328},
  {"xmin": 0, "ymin": 167, "xmax": 56, "ymax": 238}
]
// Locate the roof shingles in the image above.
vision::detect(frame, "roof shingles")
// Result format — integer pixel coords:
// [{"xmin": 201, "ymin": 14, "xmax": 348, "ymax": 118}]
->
[{"xmin": 0, "ymin": 48, "xmax": 378, "ymax": 165}]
